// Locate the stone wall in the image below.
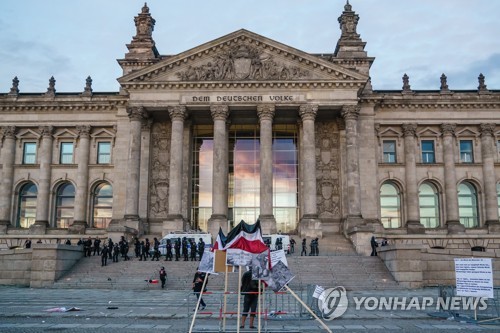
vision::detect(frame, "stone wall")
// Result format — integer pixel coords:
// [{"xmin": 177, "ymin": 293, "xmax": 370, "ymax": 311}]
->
[
  {"xmin": 0, "ymin": 244, "xmax": 83, "ymax": 288},
  {"xmin": 378, "ymin": 244, "xmax": 500, "ymax": 288},
  {"xmin": 0, "ymin": 248, "xmax": 32, "ymax": 286}
]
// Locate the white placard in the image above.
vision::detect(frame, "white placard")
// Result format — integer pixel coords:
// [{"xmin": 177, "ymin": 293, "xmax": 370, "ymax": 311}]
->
[
  {"xmin": 454, "ymin": 258, "xmax": 494, "ymax": 298},
  {"xmin": 270, "ymin": 249, "xmax": 288, "ymax": 267},
  {"xmin": 312, "ymin": 285, "xmax": 325, "ymax": 299}
]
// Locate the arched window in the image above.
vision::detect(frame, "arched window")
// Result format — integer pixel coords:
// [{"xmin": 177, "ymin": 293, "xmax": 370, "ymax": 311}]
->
[
  {"xmin": 419, "ymin": 183, "xmax": 440, "ymax": 228},
  {"xmin": 17, "ymin": 182, "xmax": 37, "ymax": 228},
  {"xmin": 380, "ymin": 182, "xmax": 401, "ymax": 228},
  {"xmin": 92, "ymin": 182, "xmax": 113, "ymax": 229},
  {"xmin": 458, "ymin": 182, "xmax": 478, "ymax": 228},
  {"xmin": 55, "ymin": 183, "xmax": 75, "ymax": 228}
]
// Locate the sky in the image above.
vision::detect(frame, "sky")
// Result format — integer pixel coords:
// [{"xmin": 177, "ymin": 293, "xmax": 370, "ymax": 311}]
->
[{"xmin": 1, "ymin": 0, "xmax": 499, "ymax": 93}]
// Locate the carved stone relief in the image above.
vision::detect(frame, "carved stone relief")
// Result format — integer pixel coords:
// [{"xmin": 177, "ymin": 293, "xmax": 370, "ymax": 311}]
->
[
  {"xmin": 149, "ymin": 121, "xmax": 171, "ymax": 218},
  {"xmin": 177, "ymin": 44, "xmax": 309, "ymax": 81},
  {"xmin": 315, "ymin": 122, "xmax": 341, "ymax": 218}
]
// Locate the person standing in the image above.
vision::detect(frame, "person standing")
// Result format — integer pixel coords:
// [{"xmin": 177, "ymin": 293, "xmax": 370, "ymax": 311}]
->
[
  {"xmin": 24, "ymin": 239, "xmax": 32, "ymax": 249},
  {"xmin": 182, "ymin": 237, "xmax": 189, "ymax": 261},
  {"xmin": 190, "ymin": 240, "xmax": 197, "ymax": 261},
  {"xmin": 159, "ymin": 266, "xmax": 167, "ymax": 289},
  {"xmin": 314, "ymin": 238, "xmax": 319, "ymax": 256},
  {"xmin": 112, "ymin": 243, "xmax": 120, "ymax": 262},
  {"xmin": 240, "ymin": 268, "xmax": 260, "ymax": 329},
  {"xmin": 301, "ymin": 238, "xmax": 307, "ymax": 256},
  {"xmin": 192, "ymin": 270, "xmax": 207, "ymax": 310},
  {"xmin": 65, "ymin": 239, "xmax": 71, "ymax": 245},
  {"xmin": 174, "ymin": 239, "xmax": 180, "ymax": 261},
  {"xmin": 197, "ymin": 238, "xmax": 205, "ymax": 260},
  {"xmin": 101, "ymin": 245, "xmax": 109, "ymax": 266},
  {"xmin": 107, "ymin": 238, "xmax": 113, "ymax": 259},
  {"xmin": 370, "ymin": 236, "xmax": 378, "ymax": 256},
  {"xmin": 93, "ymin": 238, "xmax": 101, "ymax": 256},
  {"xmin": 289, "ymin": 238, "xmax": 296, "ymax": 254},
  {"xmin": 139, "ymin": 241, "xmax": 147, "ymax": 261},
  {"xmin": 165, "ymin": 239, "xmax": 173, "ymax": 261},
  {"xmin": 152, "ymin": 237, "xmax": 160, "ymax": 261},
  {"xmin": 145, "ymin": 238, "xmax": 151, "ymax": 259},
  {"xmin": 134, "ymin": 237, "xmax": 141, "ymax": 258}
]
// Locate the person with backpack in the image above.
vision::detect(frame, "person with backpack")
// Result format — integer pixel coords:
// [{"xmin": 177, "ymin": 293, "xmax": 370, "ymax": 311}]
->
[{"xmin": 159, "ymin": 266, "xmax": 167, "ymax": 289}]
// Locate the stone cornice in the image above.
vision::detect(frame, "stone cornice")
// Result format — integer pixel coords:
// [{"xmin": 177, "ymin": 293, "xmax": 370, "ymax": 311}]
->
[
  {"xmin": 119, "ymin": 80, "xmax": 365, "ymax": 90},
  {"xmin": 0, "ymin": 99, "xmax": 126, "ymax": 112}
]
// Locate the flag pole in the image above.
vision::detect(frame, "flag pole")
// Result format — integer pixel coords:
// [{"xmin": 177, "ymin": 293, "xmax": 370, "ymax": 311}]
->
[
  {"xmin": 222, "ymin": 263, "xmax": 229, "ymax": 330},
  {"xmin": 284, "ymin": 285, "xmax": 333, "ymax": 333},
  {"xmin": 258, "ymin": 278, "xmax": 262, "ymax": 333},
  {"xmin": 236, "ymin": 265, "xmax": 242, "ymax": 333},
  {"xmin": 188, "ymin": 272, "xmax": 209, "ymax": 333}
]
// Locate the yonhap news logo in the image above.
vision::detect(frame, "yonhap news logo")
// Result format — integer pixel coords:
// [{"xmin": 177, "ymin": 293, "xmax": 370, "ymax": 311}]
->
[{"xmin": 317, "ymin": 286, "xmax": 349, "ymax": 320}]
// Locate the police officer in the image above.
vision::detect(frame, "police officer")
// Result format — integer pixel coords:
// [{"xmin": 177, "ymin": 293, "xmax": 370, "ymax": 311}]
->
[
  {"xmin": 93, "ymin": 238, "xmax": 101, "ymax": 256},
  {"xmin": 152, "ymin": 237, "xmax": 160, "ymax": 261},
  {"xmin": 174, "ymin": 239, "xmax": 180, "ymax": 261},
  {"xmin": 107, "ymin": 238, "xmax": 113, "ymax": 259},
  {"xmin": 112, "ymin": 243, "xmax": 120, "ymax": 262},
  {"xmin": 290, "ymin": 238, "xmax": 296, "ymax": 254},
  {"xmin": 165, "ymin": 239, "xmax": 173, "ymax": 261},
  {"xmin": 159, "ymin": 266, "xmax": 167, "ymax": 289},
  {"xmin": 134, "ymin": 237, "xmax": 141, "ymax": 258},
  {"xmin": 101, "ymin": 245, "xmax": 109, "ymax": 266},
  {"xmin": 139, "ymin": 241, "xmax": 147, "ymax": 261},
  {"xmin": 197, "ymin": 238, "xmax": 205, "ymax": 260},
  {"xmin": 190, "ymin": 240, "xmax": 197, "ymax": 261},
  {"xmin": 145, "ymin": 238, "xmax": 151, "ymax": 259},
  {"xmin": 182, "ymin": 237, "xmax": 189, "ymax": 261},
  {"xmin": 301, "ymin": 238, "xmax": 307, "ymax": 256}
]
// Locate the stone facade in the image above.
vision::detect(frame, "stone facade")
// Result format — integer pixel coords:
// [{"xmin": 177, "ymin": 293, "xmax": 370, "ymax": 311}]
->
[{"xmin": 0, "ymin": 3, "xmax": 500, "ymax": 269}]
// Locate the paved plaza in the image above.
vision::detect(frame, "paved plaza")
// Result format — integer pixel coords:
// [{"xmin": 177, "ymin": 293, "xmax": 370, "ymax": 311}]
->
[{"xmin": 0, "ymin": 286, "xmax": 498, "ymax": 332}]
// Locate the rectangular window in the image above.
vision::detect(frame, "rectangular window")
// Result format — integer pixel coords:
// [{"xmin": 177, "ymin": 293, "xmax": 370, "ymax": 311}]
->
[
  {"xmin": 23, "ymin": 142, "xmax": 37, "ymax": 164},
  {"xmin": 97, "ymin": 142, "xmax": 111, "ymax": 164},
  {"xmin": 382, "ymin": 140, "xmax": 396, "ymax": 163},
  {"xmin": 421, "ymin": 140, "xmax": 435, "ymax": 163},
  {"xmin": 460, "ymin": 140, "xmax": 474, "ymax": 163},
  {"xmin": 60, "ymin": 142, "xmax": 74, "ymax": 164}
]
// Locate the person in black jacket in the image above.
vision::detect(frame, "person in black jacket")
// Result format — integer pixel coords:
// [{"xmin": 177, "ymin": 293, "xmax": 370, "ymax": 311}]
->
[
  {"xmin": 101, "ymin": 245, "xmax": 109, "ymax": 266},
  {"xmin": 192, "ymin": 270, "xmax": 207, "ymax": 310},
  {"xmin": 182, "ymin": 237, "xmax": 189, "ymax": 261},
  {"xmin": 174, "ymin": 239, "xmax": 180, "ymax": 261},
  {"xmin": 159, "ymin": 266, "xmax": 167, "ymax": 289},
  {"xmin": 301, "ymin": 238, "xmax": 307, "ymax": 256},
  {"xmin": 240, "ymin": 268, "xmax": 260, "ymax": 329},
  {"xmin": 165, "ymin": 239, "xmax": 173, "ymax": 261},
  {"xmin": 152, "ymin": 237, "xmax": 160, "ymax": 261},
  {"xmin": 197, "ymin": 238, "xmax": 205, "ymax": 260},
  {"xmin": 370, "ymin": 236, "xmax": 378, "ymax": 256}
]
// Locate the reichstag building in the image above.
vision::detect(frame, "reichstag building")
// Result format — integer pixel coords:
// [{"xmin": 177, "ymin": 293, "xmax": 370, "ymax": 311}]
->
[{"xmin": 1, "ymin": 2, "xmax": 499, "ymax": 265}]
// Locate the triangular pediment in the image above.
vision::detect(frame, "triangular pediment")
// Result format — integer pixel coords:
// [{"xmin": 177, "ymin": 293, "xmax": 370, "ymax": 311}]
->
[{"xmin": 118, "ymin": 29, "xmax": 368, "ymax": 86}]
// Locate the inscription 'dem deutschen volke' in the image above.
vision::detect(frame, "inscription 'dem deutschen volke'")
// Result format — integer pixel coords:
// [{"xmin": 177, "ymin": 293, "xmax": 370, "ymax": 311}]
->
[{"xmin": 188, "ymin": 94, "xmax": 302, "ymax": 103}]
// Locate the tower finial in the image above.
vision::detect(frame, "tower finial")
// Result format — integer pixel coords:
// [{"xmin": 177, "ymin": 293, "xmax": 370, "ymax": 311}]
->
[{"xmin": 345, "ymin": 0, "xmax": 352, "ymax": 11}]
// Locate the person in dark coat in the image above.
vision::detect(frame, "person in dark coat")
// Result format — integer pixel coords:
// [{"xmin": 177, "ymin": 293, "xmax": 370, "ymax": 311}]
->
[
  {"xmin": 290, "ymin": 238, "xmax": 296, "ymax": 254},
  {"xmin": 93, "ymin": 238, "xmax": 101, "ymax": 256},
  {"xmin": 240, "ymin": 268, "xmax": 260, "ymax": 329},
  {"xmin": 370, "ymin": 236, "xmax": 378, "ymax": 256},
  {"xmin": 301, "ymin": 238, "xmax": 307, "ymax": 256},
  {"xmin": 107, "ymin": 238, "xmax": 113, "ymax": 259},
  {"xmin": 134, "ymin": 237, "xmax": 141, "ymax": 258},
  {"xmin": 139, "ymin": 241, "xmax": 147, "ymax": 261},
  {"xmin": 174, "ymin": 239, "xmax": 180, "ymax": 261},
  {"xmin": 182, "ymin": 237, "xmax": 189, "ymax": 261},
  {"xmin": 165, "ymin": 239, "xmax": 173, "ymax": 261},
  {"xmin": 192, "ymin": 270, "xmax": 207, "ymax": 310},
  {"xmin": 65, "ymin": 239, "xmax": 71, "ymax": 245},
  {"xmin": 159, "ymin": 266, "xmax": 167, "ymax": 289},
  {"xmin": 145, "ymin": 238, "xmax": 151, "ymax": 259},
  {"xmin": 314, "ymin": 238, "xmax": 319, "ymax": 256},
  {"xmin": 197, "ymin": 238, "xmax": 205, "ymax": 260},
  {"xmin": 101, "ymin": 245, "xmax": 109, "ymax": 266},
  {"xmin": 112, "ymin": 243, "xmax": 120, "ymax": 262},
  {"xmin": 190, "ymin": 240, "xmax": 197, "ymax": 261},
  {"xmin": 152, "ymin": 237, "xmax": 160, "ymax": 261},
  {"xmin": 24, "ymin": 239, "xmax": 32, "ymax": 249}
]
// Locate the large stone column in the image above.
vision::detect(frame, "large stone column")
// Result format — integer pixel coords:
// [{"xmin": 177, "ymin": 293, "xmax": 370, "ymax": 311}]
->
[
  {"xmin": 32, "ymin": 126, "xmax": 54, "ymax": 234},
  {"xmin": 164, "ymin": 105, "xmax": 187, "ymax": 233},
  {"xmin": 298, "ymin": 104, "xmax": 322, "ymax": 238},
  {"xmin": 257, "ymin": 104, "xmax": 277, "ymax": 234},
  {"xmin": 441, "ymin": 123, "xmax": 464, "ymax": 233},
  {"xmin": 480, "ymin": 123, "xmax": 500, "ymax": 232},
  {"xmin": 402, "ymin": 123, "xmax": 425, "ymax": 233},
  {"xmin": 123, "ymin": 106, "xmax": 148, "ymax": 231},
  {"xmin": 0, "ymin": 126, "xmax": 17, "ymax": 233},
  {"xmin": 341, "ymin": 105, "xmax": 365, "ymax": 232},
  {"xmin": 71, "ymin": 125, "xmax": 91, "ymax": 234},
  {"xmin": 208, "ymin": 105, "xmax": 230, "ymax": 236}
]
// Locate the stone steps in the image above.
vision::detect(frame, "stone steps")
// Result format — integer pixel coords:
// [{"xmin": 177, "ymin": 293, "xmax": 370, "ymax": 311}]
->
[{"xmin": 53, "ymin": 251, "xmax": 401, "ymax": 291}]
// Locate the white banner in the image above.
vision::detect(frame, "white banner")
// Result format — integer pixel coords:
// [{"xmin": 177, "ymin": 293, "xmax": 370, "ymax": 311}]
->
[{"xmin": 454, "ymin": 258, "xmax": 494, "ymax": 298}]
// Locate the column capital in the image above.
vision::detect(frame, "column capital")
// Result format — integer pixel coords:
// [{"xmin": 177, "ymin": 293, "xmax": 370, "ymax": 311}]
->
[
  {"xmin": 167, "ymin": 105, "xmax": 187, "ymax": 121},
  {"xmin": 341, "ymin": 105, "xmax": 360, "ymax": 120},
  {"xmin": 480, "ymin": 123, "xmax": 496, "ymax": 137},
  {"xmin": 127, "ymin": 106, "xmax": 148, "ymax": 121},
  {"xmin": 299, "ymin": 104, "xmax": 318, "ymax": 121},
  {"xmin": 401, "ymin": 123, "xmax": 418, "ymax": 137},
  {"xmin": 441, "ymin": 123, "xmax": 456, "ymax": 136},
  {"xmin": 257, "ymin": 104, "xmax": 275, "ymax": 121},
  {"xmin": 210, "ymin": 104, "xmax": 229, "ymax": 121},
  {"xmin": 38, "ymin": 126, "xmax": 54, "ymax": 137},
  {"xmin": 76, "ymin": 125, "xmax": 92, "ymax": 138},
  {"xmin": 1, "ymin": 126, "xmax": 17, "ymax": 139}
]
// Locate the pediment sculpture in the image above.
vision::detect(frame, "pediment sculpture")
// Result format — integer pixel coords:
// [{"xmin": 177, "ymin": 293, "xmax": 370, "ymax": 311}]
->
[{"xmin": 176, "ymin": 44, "xmax": 309, "ymax": 81}]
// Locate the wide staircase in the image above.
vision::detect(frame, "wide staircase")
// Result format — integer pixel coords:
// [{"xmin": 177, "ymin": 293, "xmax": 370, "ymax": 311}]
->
[{"xmin": 52, "ymin": 234, "xmax": 401, "ymax": 291}]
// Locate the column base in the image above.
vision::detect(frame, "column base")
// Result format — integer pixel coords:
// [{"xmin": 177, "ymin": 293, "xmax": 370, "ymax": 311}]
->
[
  {"xmin": 69, "ymin": 220, "xmax": 87, "ymax": 234},
  {"xmin": 163, "ymin": 214, "xmax": 185, "ymax": 236},
  {"xmin": 446, "ymin": 220, "xmax": 465, "ymax": 234},
  {"xmin": 0, "ymin": 220, "xmax": 10, "ymax": 234},
  {"xmin": 207, "ymin": 214, "xmax": 228, "ymax": 239},
  {"xmin": 30, "ymin": 221, "xmax": 49, "ymax": 235},
  {"xmin": 406, "ymin": 220, "xmax": 425, "ymax": 234},
  {"xmin": 258, "ymin": 214, "xmax": 277, "ymax": 235},
  {"xmin": 486, "ymin": 220, "xmax": 500, "ymax": 233},
  {"xmin": 298, "ymin": 215, "xmax": 323, "ymax": 239},
  {"xmin": 342, "ymin": 215, "xmax": 365, "ymax": 234}
]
